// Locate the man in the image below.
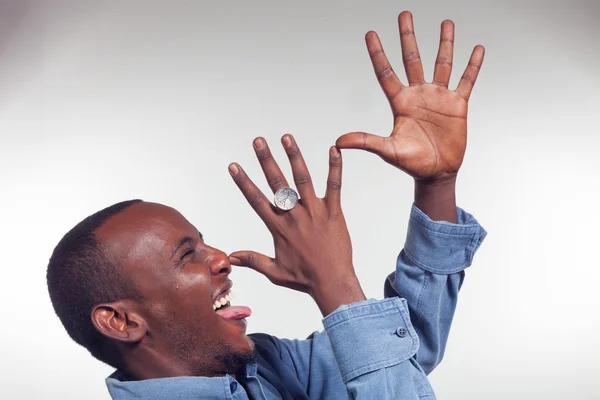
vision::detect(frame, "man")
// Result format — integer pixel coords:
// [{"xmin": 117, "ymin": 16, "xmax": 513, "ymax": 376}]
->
[{"xmin": 47, "ymin": 12, "xmax": 486, "ymax": 399}]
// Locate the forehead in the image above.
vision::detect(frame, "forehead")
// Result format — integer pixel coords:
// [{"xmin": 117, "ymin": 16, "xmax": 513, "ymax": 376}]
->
[{"xmin": 95, "ymin": 202, "xmax": 196, "ymax": 264}]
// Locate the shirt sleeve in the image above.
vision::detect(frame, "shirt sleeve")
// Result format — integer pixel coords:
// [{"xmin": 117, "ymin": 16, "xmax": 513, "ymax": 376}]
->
[
  {"xmin": 250, "ymin": 205, "xmax": 485, "ymax": 398},
  {"xmin": 384, "ymin": 204, "xmax": 487, "ymax": 374},
  {"xmin": 251, "ymin": 297, "xmax": 436, "ymax": 399}
]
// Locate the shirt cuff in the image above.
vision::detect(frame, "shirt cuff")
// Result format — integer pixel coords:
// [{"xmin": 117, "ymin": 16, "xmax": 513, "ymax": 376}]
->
[
  {"xmin": 403, "ymin": 204, "xmax": 487, "ymax": 274},
  {"xmin": 323, "ymin": 297, "xmax": 419, "ymax": 383}
]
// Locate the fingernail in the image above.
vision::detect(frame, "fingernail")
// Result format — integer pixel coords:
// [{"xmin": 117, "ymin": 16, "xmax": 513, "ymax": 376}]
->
[
  {"xmin": 229, "ymin": 256, "xmax": 242, "ymax": 265},
  {"xmin": 330, "ymin": 146, "xmax": 339, "ymax": 158},
  {"xmin": 228, "ymin": 164, "xmax": 239, "ymax": 176},
  {"xmin": 253, "ymin": 138, "xmax": 264, "ymax": 150},
  {"xmin": 282, "ymin": 135, "xmax": 292, "ymax": 148}
]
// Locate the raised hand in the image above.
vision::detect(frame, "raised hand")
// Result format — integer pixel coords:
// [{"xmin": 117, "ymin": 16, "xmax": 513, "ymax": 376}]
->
[
  {"xmin": 228, "ymin": 136, "xmax": 366, "ymax": 316},
  {"xmin": 336, "ymin": 11, "xmax": 485, "ymax": 182}
]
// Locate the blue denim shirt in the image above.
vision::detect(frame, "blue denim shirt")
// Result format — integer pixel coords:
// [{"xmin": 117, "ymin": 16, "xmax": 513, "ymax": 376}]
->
[{"xmin": 106, "ymin": 205, "xmax": 486, "ymax": 399}]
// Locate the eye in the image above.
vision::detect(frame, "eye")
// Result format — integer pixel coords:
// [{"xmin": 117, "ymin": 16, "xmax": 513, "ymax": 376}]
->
[{"xmin": 181, "ymin": 249, "xmax": 194, "ymax": 260}]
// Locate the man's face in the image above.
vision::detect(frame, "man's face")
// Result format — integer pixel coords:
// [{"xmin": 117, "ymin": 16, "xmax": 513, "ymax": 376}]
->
[{"xmin": 95, "ymin": 202, "xmax": 253, "ymax": 374}]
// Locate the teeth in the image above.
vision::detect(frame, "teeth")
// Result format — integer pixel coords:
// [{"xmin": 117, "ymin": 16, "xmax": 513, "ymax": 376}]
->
[{"xmin": 213, "ymin": 290, "xmax": 232, "ymax": 311}]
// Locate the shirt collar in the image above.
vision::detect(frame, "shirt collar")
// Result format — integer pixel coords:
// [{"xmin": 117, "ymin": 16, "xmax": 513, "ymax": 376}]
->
[{"xmin": 105, "ymin": 363, "xmax": 258, "ymax": 399}]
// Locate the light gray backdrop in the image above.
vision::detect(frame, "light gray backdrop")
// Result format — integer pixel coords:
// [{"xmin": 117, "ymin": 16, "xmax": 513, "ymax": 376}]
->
[{"xmin": 0, "ymin": 0, "xmax": 598, "ymax": 399}]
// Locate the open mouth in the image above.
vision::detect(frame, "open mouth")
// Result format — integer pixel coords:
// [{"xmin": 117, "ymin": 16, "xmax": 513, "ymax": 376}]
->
[
  {"xmin": 212, "ymin": 289, "xmax": 252, "ymax": 321},
  {"xmin": 213, "ymin": 289, "xmax": 232, "ymax": 311}
]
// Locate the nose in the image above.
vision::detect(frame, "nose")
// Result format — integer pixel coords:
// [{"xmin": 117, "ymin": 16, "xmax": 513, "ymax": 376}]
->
[{"xmin": 206, "ymin": 248, "xmax": 232, "ymax": 276}]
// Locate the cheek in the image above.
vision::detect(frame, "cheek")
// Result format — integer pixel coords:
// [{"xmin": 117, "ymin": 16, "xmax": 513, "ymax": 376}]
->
[
  {"xmin": 171, "ymin": 264, "xmax": 214, "ymax": 311},
  {"xmin": 138, "ymin": 264, "xmax": 219, "ymax": 333},
  {"xmin": 178, "ymin": 263, "xmax": 212, "ymax": 292}
]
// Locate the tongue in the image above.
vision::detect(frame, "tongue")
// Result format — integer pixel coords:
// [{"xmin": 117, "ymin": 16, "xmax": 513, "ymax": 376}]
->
[{"xmin": 216, "ymin": 305, "xmax": 252, "ymax": 320}]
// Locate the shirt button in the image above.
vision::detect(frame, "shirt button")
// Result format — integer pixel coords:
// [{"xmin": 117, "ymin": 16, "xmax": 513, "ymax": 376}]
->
[
  {"xmin": 396, "ymin": 327, "xmax": 407, "ymax": 338},
  {"xmin": 230, "ymin": 381, "xmax": 238, "ymax": 392}
]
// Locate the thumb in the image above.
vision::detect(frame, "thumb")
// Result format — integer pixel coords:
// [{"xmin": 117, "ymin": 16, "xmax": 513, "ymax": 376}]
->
[
  {"xmin": 229, "ymin": 251, "xmax": 276, "ymax": 277},
  {"xmin": 336, "ymin": 132, "xmax": 387, "ymax": 155}
]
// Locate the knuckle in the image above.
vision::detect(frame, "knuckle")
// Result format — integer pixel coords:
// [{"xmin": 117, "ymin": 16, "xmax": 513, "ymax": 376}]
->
[
  {"xmin": 375, "ymin": 66, "xmax": 394, "ymax": 80},
  {"xmin": 400, "ymin": 29, "xmax": 415, "ymax": 37},
  {"xmin": 329, "ymin": 158, "xmax": 342, "ymax": 168},
  {"xmin": 248, "ymin": 194, "xmax": 263, "ymax": 208},
  {"xmin": 403, "ymin": 51, "xmax": 420, "ymax": 63},
  {"xmin": 435, "ymin": 56, "xmax": 452, "ymax": 66},
  {"xmin": 257, "ymin": 151, "xmax": 274, "ymax": 163},
  {"xmin": 468, "ymin": 62, "xmax": 481, "ymax": 70},
  {"xmin": 327, "ymin": 179, "xmax": 342, "ymax": 190},
  {"xmin": 267, "ymin": 175, "xmax": 285, "ymax": 189},
  {"xmin": 362, "ymin": 132, "xmax": 369, "ymax": 148},
  {"xmin": 369, "ymin": 49, "xmax": 385, "ymax": 59},
  {"xmin": 286, "ymin": 147, "xmax": 302, "ymax": 160},
  {"xmin": 246, "ymin": 252, "xmax": 256, "ymax": 266},
  {"xmin": 461, "ymin": 73, "xmax": 476, "ymax": 84},
  {"xmin": 294, "ymin": 173, "xmax": 311, "ymax": 186}
]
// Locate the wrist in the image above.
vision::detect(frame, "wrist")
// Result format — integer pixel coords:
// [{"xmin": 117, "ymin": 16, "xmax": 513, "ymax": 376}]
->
[
  {"xmin": 414, "ymin": 175, "xmax": 457, "ymax": 223},
  {"xmin": 309, "ymin": 272, "xmax": 366, "ymax": 317}
]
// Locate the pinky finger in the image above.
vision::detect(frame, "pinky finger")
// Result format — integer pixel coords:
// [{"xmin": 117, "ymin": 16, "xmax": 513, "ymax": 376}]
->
[{"xmin": 455, "ymin": 45, "xmax": 485, "ymax": 101}]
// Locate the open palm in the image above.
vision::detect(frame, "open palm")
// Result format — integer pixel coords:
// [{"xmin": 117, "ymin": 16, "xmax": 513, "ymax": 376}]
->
[{"xmin": 337, "ymin": 12, "xmax": 485, "ymax": 181}]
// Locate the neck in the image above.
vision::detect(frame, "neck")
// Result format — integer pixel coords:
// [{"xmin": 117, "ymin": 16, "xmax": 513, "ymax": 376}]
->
[{"xmin": 119, "ymin": 345, "xmax": 230, "ymax": 381}]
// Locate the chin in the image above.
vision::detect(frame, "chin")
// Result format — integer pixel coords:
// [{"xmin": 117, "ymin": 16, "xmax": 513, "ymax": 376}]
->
[
  {"xmin": 219, "ymin": 339, "xmax": 256, "ymax": 373},
  {"xmin": 235, "ymin": 333, "xmax": 255, "ymax": 356}
]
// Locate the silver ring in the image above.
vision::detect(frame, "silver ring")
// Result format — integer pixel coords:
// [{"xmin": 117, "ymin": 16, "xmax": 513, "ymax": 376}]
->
[{"xmin": 274, "ymin": 187, "xmax": 299, "ymax": 211}]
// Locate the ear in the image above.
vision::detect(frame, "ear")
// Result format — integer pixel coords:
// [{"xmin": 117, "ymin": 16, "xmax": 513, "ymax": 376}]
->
[{"xmin": 91, "ymin": 301, "xmax": 147, "ymax": 343}]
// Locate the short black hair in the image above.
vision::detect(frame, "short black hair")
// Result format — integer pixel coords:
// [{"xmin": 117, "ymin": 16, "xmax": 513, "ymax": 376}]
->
[{"xmin": 47, "ymin": 199, "xmax": 144, "ymax": 367}]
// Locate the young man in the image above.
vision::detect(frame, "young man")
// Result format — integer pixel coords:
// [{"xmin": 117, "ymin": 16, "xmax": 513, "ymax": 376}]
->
[{"xmin": 47, "ymin": 12, "xmax": 486, "ymax": 399}]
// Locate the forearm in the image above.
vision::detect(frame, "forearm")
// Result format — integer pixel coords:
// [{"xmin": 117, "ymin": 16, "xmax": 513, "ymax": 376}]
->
[
  {"xmin": 414, "ymin": 176, "xmax": 457, "ymax": 223},
  {"xmin": 323, "ymin": 297, "xmax": 435, "ymax": 399},
  {"xmin": 385, "ymin": 205, "xmax": 487, "ymax": 374},
  {"xmin": 310, "ymin": 274, "xmax": 367, "ymax": 317}
]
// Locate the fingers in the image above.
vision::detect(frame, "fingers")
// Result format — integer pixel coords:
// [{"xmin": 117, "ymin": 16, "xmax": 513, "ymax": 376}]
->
[
  {"xmin": 432, "ymin": 20, "xmax": 455, "ymax": 87},
  {"xmin": 365, "ymin": 31, "xmax": 404, "ymax": 100},
  {"xmin": 335, "ymin": 131, "xmax": 387, "ymax": 155},
  {"xmin": 455, "ymin": 45, "xmax": 485, "ymax": 101},
  {"xmin": 325, "ymin": 147, "xmax": 343, "ymax": 214},
  {"xmin": 229, "ymin": 251, "xmax": 277, "ymax": 279},
  {"xmin": 253, "ymin": 137, "xmax": 289, "ymax": 193},
  {"xmin": 229, "ymin": 163, "xmax": 275, "ymax": 226},
  {"xmin": 398, "ymin": 11, "xmax": 425, "ymax": 86},
  {"xmin": 281, "ymin": 135, "xmax": 316, "ymax": 201}
]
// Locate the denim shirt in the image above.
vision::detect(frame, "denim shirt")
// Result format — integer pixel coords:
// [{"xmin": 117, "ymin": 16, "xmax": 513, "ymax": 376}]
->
[{"xmin": 106, "ymin": 205, "xmax": 486, "ymax": 399}]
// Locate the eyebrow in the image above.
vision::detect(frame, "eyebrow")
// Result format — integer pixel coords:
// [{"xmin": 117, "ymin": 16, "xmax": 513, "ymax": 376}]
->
[{"xmin": 170, "ymin": 231, "xmax": 203, "ymax": 259}]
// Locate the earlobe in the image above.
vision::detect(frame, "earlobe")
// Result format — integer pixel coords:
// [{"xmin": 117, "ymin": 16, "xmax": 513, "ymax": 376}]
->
[{"xmin": 91, "ymin": 302, "xmax": 147, "ymax": 343}]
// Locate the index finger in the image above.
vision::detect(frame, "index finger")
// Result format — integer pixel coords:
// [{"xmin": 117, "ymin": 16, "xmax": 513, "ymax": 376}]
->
[
  {"xmin": 229, "ymin": 163, "xmax": 277, "ymax": 228},
  {"xmin": 366, "ymin": 31, "xmax": 404, "ymax": 101},
  {"xmin": 253, "ymin": 137, "xmax": 290, "ymax": 193}
]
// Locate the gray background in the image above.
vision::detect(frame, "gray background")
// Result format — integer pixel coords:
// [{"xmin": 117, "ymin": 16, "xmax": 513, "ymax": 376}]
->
[{"xmin": 0, "ymin": 0, "xmax": 599, "ymax": 398}]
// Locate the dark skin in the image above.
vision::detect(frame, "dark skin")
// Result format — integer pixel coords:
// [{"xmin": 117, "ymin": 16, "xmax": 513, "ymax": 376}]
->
[
  {"xmin": 93, "ymin": 202, "xmax": 255, "ymax": 380},
  {"xmin": 89, "ymin": 11, "xmax": 483, "ymax": 380},
  {"xmin": 337, "ymin": 11, "xmax": 485, "ymax": 222},
  {"xmin": 228, "ymin": 139, "xmax": 366, "ymax": 316},
  {"xmin": 229, "ymin": 12, "xmax": 484, "ymax": 314},
  {"xmin": 89, "ymin": 140, "xmax": 358, "ymax": 379}
]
